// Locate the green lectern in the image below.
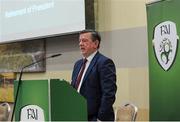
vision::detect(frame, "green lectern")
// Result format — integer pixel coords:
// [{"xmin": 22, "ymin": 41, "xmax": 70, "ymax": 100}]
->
[{"xmin": 14, "ymin": 79, "xmax": 87, "ymax": 121}]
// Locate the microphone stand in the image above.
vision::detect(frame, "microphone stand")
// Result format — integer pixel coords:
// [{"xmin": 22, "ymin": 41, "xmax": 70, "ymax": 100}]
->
[{"xmin": 11, "ymin": 53, "xmax": 62, "ymax": 121}]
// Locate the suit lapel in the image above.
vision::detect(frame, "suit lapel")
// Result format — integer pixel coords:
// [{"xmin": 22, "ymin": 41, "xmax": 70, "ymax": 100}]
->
[
  {"xmin": 72, "ymin": 59, "xmax": 83, "ymax": 87},
  {"xmin": 82, "ymin": 52, "xmax": 100, "ymax": 83}
]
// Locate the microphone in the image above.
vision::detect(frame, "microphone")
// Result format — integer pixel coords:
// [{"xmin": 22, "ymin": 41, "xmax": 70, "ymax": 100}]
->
[
  {"xmin": 50, "ymin": 53, "xmax": 62, "ymax": 58},
  {"xmin": 18, "ymin": 53, "xmax": 62, "ymax": 82},
  {"xmin": 11, "ymin": 53, "xmax": 62, "ymax": 121}
]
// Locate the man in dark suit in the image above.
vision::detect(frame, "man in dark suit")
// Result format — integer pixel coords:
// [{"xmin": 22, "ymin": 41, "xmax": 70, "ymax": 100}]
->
[{"xmin": 71, "ymin": 29, "xmax": 117, "ymax": 121}]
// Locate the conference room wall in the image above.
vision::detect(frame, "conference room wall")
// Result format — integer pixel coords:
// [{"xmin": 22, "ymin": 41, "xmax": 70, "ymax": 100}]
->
[
  {"xmin": 96, "ymin": 0, "xmax": 150, "ymax": 120},
  {"xmin": 20, "ymin": 0, "xmax": 151, "ymax": 120}
]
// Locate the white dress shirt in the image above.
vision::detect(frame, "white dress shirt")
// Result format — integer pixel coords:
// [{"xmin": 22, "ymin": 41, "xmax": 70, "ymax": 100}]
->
[{"xmin": 77, "ymin": 51, "xmax": 98, "ymax": 92}]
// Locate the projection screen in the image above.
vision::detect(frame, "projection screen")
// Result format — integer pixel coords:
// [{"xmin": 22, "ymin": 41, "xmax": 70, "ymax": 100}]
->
[{"xmin": 0, "ymin": 0, "xmax": 86, "ymax": 43}]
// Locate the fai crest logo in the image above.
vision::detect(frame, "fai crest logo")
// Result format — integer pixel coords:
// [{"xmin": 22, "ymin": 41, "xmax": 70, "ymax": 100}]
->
[
  {"xmin": 20, "ymin": 105, "xmax": 45, "ymax": 121},
  {"xmin": 153, "ymin": 21, "xmax": 179, "ymax": 71}
]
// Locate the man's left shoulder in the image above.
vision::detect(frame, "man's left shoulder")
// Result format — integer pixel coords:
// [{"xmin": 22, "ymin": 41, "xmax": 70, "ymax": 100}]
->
[{"xmin": 97, "ymin": 52, "xmax": 112, "ymax": 61}]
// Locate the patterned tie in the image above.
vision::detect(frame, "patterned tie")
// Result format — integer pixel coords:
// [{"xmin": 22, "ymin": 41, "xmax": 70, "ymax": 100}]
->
[{"xmin": 75, "ymin": 58, "xmax": 87, "ymax": 89}]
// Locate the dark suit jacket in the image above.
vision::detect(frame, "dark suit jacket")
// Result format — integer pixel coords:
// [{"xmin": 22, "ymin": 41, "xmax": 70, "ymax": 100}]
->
[{"xmin": 71, "ymin": 52, "xmax": 117, "ymax": 121}]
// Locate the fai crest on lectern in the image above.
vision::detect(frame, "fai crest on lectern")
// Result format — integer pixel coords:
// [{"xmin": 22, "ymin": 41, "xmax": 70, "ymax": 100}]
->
[
  {"xmin": 153, "ymin": 21, "xmax": 179, "ymax": 71},
  {"xmin": 20, "ymin": 105, "xmax": 45, "ymax": 121}
]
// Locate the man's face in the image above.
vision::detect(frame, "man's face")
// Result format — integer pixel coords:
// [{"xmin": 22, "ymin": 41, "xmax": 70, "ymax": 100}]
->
[{"xmin": 79, "ymin": 32, "xmax": 98, "ymax": 58}]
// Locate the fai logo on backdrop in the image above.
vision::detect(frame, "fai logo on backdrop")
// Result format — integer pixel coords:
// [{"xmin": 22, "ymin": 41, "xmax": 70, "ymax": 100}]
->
[{"xmin": 153, "ymin": 21, "xmax": 179, "ymax": 71}]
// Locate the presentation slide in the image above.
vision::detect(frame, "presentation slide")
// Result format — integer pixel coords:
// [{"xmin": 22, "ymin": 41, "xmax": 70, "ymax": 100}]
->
[{"xmin": 0, "ymin": 0, "xmax": 85, "ymax": 43}]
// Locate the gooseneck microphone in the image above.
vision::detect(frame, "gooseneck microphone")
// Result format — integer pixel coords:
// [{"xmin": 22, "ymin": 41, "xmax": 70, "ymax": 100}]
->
[
  {"xmin": 18, "ymin": 53, "xmax": 62, "ymax": 82},
  {"xmin": 11, "ymin": 53, "xmax": 62, "ymax": 121}
]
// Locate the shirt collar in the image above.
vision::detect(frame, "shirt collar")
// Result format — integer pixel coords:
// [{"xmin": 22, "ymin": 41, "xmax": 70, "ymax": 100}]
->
[{"xmin": 83, "ymin": 50, "xmax": 98, "ymax": 62}]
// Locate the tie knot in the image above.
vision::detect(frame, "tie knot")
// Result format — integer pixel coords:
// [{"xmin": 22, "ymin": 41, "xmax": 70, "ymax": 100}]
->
[{"xmin": 83, "ymin": 58, "xmax": 87, "ymax": 64}]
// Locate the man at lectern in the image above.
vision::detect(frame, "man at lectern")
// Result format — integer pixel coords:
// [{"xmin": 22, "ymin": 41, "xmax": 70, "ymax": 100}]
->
[{"xmin": 71, "ymin": 29, "xmax": 117, "ymax": 121}]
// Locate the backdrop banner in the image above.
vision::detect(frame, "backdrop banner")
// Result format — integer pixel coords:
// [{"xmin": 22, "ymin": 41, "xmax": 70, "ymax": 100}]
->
[{"xmin": 146, "ymin": 0, "xmax": 180, "ymax": 120}]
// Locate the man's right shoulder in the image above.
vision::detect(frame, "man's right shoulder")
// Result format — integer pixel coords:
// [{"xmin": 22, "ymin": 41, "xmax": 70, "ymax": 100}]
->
[{"xmin": 75, "ymin": 59, "xmax": 82, "ymax": 65}]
